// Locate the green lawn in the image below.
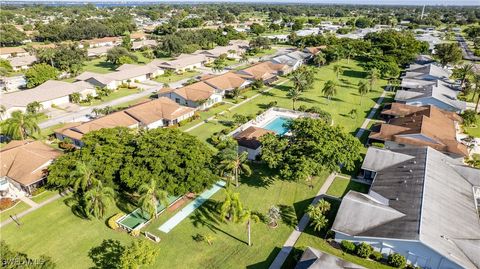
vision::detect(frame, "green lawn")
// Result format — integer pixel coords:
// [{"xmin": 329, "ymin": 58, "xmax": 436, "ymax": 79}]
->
[
  {"xmin": 82, "ymin": 57, "xmax": 117, "ymax": 74},
  {"xmin": 154, "ymin": 70, "xmax": 201, "ymax": 84},
  {"xmin": 254, "ymin": 48, "xmax": 277, "ymax": 58},
  {"xmin": 81, "ymin": 87, "xmax": 141, "ymax": 106},
  {"xmin": 326, "ymin": 177, "xmax": 370, "ymax": 198},
  {"xmin": 31, "ymin": 190, "xmax": 59, "ymax": 204},
  {"xmin": 464, "ymin": 115, "xmax": 480, "ymax": 138},
  {"xmin": 0, "ymin": 201, "xmax": 31, "ymax": 221},
  {"xmin": 187, "ymin": 60, "xmax": 386, "ymax": 145},
  {"xmin": 1, "ymin": 164, "xmax": 330, "ymax": 269}
]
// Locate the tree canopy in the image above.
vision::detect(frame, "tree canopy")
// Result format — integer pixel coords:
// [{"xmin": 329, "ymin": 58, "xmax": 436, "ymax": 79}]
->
[
  {"xmin": 261, "ymin": 118, "xmax": 363, "ymax": 181},
  {"xmin": 25, "ymin": 63, "xmax": 59, "ymax": 88}
]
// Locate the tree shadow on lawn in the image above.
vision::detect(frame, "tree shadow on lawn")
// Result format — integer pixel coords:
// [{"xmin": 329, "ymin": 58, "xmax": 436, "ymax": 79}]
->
[
  {"xmin": 274, "ymin": 84, "xmax": 290, "ymax": 92},
  {"xmin": 297, "ymin": 96, "xmax": 317, "ymax": 104},
  {"xmin": 246, "ymin": 247, "xmax": 282, "ymax": 269},
  {"xmin": 93, "ymin": 61, "xmax": 117, "ymax": 72},
  {"xmin": 278, "ymin": 204, "xmax": 298, "ymax": 228},
  {"xmin": 241, "ymin": 163, "xmax": 276, "ymax": 189},
  {"xmin": 189, "ymin": 199, "xmax": 247, "ymax": 245},
  {"xmin": 261, "ymin": 91, "xmax": 275, "ymax": 97},
  {"xmin": 115, "ymin": 191, "xmax": 138, "ymax": 213},
  {"xmin": 63, "ymin": 195, "xmax": 89, "ymax": 220},
  {"xmin": 321, "ymin": 96, "xmax": 344, "ymax": 103},
  {"xmin": 343, "ymin": 70, "xmax": 366, "ymax": 79}
]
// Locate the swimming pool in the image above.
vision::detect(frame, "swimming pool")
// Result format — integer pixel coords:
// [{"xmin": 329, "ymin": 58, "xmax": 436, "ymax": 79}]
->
[{"xmin": 262, "ymin": 117, "xmax": 291, "ymax": 135}]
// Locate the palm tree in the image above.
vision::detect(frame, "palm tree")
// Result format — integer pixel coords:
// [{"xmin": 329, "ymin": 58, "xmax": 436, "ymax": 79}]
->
[
  {"xmin": 306, "ymin": 199, "xmax": 331, "ymax": 232},
  {"xmin": 316, "ymin": 199, "xmax": 331, "ymax": 214},
  {"xmin": 138, "ymin": 178, "xmax": 169, "ymax": 219},
  {"xmin": 71, "ymin": 161, "xmax": 97, "ymax": 192},
  {"xmin": 240, "ymin": 53, "xmax": 248, "ymax": 63},
  {"xmin": 313, "ymin": 52, "xmax": 326, "ymax": 67},
  {"xmin": 472, "ymin": 74, "xmax": 480, "ymax": 112},
  {"xmin": 37, "ymin": 48, "xmax": 55, "ymax": 67},
  {"xmin": 219, "ymin": 188, "xmax": 243, "ymax": 222},
  {"xmin": 452, "ymin": 64, "xmax": 474, "ymax": 88},
  {"xmin": 345, "ymin": 44, "xmax": 356, "ymax": 64},
  {"xmin": 333, "ymin": 64, "xmax": 342, "ymax": 80},
  {"xmin": 212, "ymin": 58, "xmax": 226, "ymax": 72},
  {"xmin": 69, "ymin": 92, "xmax": 81, "ymax": 104},
  {"xmin": 84, "ymin": 181, "xmax": 115, "ymax": 219},
  {"xmin": 367, "ymin": 68, "xmax": 379, "ymax": 91},
  {"xmin": 26, "ymin": 101, "xmax": 43, "ymax": 114},
  {"xmin": 219, "ymin": 150, "xmax": 251, "ymax": 187},
  {"xmin": 309, "ymin": 214, "xmax": 328, "ymax": 232},
  {"xmin": 321, "ymin": 80, "xmax": 337, "ymax": 101},
  {"xmin": 239, "ymin": 209, "xmax": 260, "ymax": 246},
  {"xmin": 267, "ymin": 205, "xmax": 281, "ymax": 228},
  {"xmin": 287, "ymin": 87, "xmax": 302, "ymax": 110},
  {"xmin": 0, "ymin": 105, "xmax": 6, "ymax": 120},
  {"xmin": 1, "ymin": 110, "xmax": 40, "ymax": 140},
  {"xmin": 358, "ymin": 80, "xmax": 369, "ymax": 105},
  {"xmin": 291, "ymin": 72, "xmax": 309, "ymax": 92}
]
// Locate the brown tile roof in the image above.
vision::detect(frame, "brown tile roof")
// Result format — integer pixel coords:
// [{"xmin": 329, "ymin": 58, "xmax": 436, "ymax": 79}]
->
[
  {"xmin": 204, "ymin": 72, "xmax": 247, "ymax": 91},
  {"xmin": 130, "ymin": 31, "xmax": 147, "ymax": 40},
  {"xmin": 381, "ymin": 103, "xmax": 462, "ymax": 122},
  {"xmin": 370, "ymin": 104, "xmax": 467, "ymax": 157},
  {"xmin": 304, "ymin": 46, "xmax": 326, "ymax": 55},
  {"xmin": 237, "ymin": 61, "xmax": 286, "ymax": 80},
  {"xmin": 173, "ymin": 81, "xmax": 215, "ymax": 101},
  {"xmin": 125, "ymin": 97, "xmax": 194, "ymax": 122},
  {"xmin": 85, "ymin": 37, "xmax": 120, "ymax": 45},
  {"xmin": 234, "ymin": 126, "xmax": 274, "ymax": 149},
  {"xmin": 0, "ymin": 140, "xmax": 62, "ymax": 186},
  {"xmin": 0, "ymin": 47, "xmax": 27, "ymax": 55}
]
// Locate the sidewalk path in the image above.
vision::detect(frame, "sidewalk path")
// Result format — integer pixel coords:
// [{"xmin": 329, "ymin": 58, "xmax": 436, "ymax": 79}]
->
[
  {"xmin": 268, "ymin": 90, "xmax": 387, "ymax": 269},
  {"xmin": 0, "ymin": 193, "xmax": 63, "ymax": 228},
  {"xmin": 19, "ymin": 196, "xmax": 38, "ymax": 208}
]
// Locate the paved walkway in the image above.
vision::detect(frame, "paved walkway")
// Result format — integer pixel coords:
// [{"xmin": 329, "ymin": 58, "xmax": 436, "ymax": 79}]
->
[
  {"xmin": 184, "ymin": 79, "xmax": 289, "ymax": 132},
  {"xmin": 19, "ymin": 196, "xmax": 38, "ymax": 208},
  {"xmin": 0, "ymin": 193, "xmax": 63, "ymax": 228},
  {"xmin": 268, "ymin": 90, "xmax": 388, "ymax": 269}
]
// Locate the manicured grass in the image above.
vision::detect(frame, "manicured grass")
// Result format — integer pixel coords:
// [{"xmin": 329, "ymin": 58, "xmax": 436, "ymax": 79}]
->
[
  {"xmin": 82, "ymin": 57, "xmax": 117, "ymax": 74},
  {"xmin": 1, "ymin": 164, "xmax": 330, "ymax": 269},
  {"xmin": 464, "ymin": 115, "xmax": 480, "ymax": 138},
  {"xmin": 81, "ymin": 87, "xmax": 141, "ymax": 106},
  {"xmin": 254, "ymin": 48, "xmax": 277, "ymax": 58},
  {"xmin": 31, "ymin": 190, "xmax": 59, "ymax": 204},
  {"xmin": 326, "ymin": 177, "xmax": 370, "ymax": 198},
  {"xmin": 153, "ymin": 70, "xmax": 201, "ymax": 84},
  {"xmin": 0, "ymin": 201, "xmax": 31, "ymax": 221},
  {"xmin": 187, "ymin": 60, "xmax": 386, "ymax": 145},
  {"xmin": 178, "ymin": 102, "xmax": 234, "ymax": 131},
  {"xmin": 111, "ymin": 96, "xmax": 152, "ymax": 110}
]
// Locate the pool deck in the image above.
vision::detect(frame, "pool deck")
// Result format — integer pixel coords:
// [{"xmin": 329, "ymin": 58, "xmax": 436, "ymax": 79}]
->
[{"xmin": 158, "ymin": 180, "xmax": 226, "ymax": 233}]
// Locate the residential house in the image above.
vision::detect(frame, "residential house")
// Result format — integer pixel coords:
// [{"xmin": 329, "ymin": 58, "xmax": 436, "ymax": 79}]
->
[
  {"xmin": 271, "ymin": 51, "xmax": 311, "ymax": 73},
  {"xmin": 0, "ymin": 47, "xmax": 29, "ymax": 59},
  {"xmin": 369, "ymin": 103, "xmax": 468, "ymax": 158},
  {"xmin": 236, "ymin": 61, "xmax": 287, "ymax": 84},
  {"xmin": 203, "ymin": 71, "xmax": 250, "ymax": 94},
  {"xmin": 132, "ymin": 40, "xmax": 158, "ymax": 50},
  {"xmin": 233, "ymin": 126, "xmax": 274, "ymax": 160},
  {"xmin": 394, "ymin": 81, "xmax": 466, "ymax": 113},
  {"xmin": 266, "ymin": 34, "xmax": 289, "ymax": 43},
  {"xmin": 0, "ymin": 80, "xmax": 96, "ymax": 119},
  {"xmin": 87, "ymin": 46, "xmax": 111, "ymax": 58},
  {"xmin": 195, "ymin": 40, "xmax": 249, "ymax": 60},
  {"xmin": 402, "ymin": 63, "xmax": 452, "ymax": 83},
  {"xmin": 333, "ymin": 147, "xmax": 480, "ymax": 269},
  {"xmin": 75, "ymin": 63, "xmax": 163, "ymax": 90},
  {"xmin": 0, "ymin": 75, "xmax": 26, "ymax": 93},
  {"xmin": 130, "ymin": 31, "xmax": 147, "ymax": 41},
  {"xmin": 0, "ymin": 140, "xmax": 62, "ymax": 195},
  {"xmin": 159, "ymin": 81, "xmax": 222, "ymax": 110},
  {"xmin": 8, "ymin": 55, "xmax": 37, "ymax": 71},
  {"xmin": 295, "ymin": 247, "xmax": 365, "ymax": 269},
  {"xmin": 153, "ymin": 54, "xmax": 208, "ymax": 73},
  {"xmin": 55, "ymin": 97, "xmax": 194, "ymax": 146},
  {"xmin": 81, "ymin": 37, "xmax": 121, "ymax": 48},
  {"xmin": 303, "ymin": 46, "xmax": 327, "ymax": 55}
]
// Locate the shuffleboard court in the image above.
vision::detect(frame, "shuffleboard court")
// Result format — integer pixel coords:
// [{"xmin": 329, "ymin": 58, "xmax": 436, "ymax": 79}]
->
[{"xmin": 158, "ymin": 180, "xmax": 226, "ymax": 233}]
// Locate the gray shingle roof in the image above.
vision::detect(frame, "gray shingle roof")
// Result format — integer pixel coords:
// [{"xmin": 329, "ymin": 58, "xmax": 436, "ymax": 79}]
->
[{"xmin": 295, "ymin": 247, "xmax": 365, "ymax": 269}]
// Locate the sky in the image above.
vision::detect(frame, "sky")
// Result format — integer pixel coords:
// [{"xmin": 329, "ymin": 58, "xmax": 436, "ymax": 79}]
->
[{"xmin": 3, "ymin": 0, "xmax": 479, "ymax": 5}]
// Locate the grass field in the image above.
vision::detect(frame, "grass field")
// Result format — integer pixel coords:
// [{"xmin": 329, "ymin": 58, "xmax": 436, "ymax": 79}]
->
[
  {"xmin": 0, "ymin": 201, "xmax": 31, "ymax": 221},
  {"xmin": 31, "ymin": 190, "xmax": 59, "ymax": 204},
  {"xmin": 2, "ymin": 59, "xmax": 387, "ymax": 269},
  {"xmin": 326, "ymin": 177, "xmax": 370, "ymax": 198},
  {"xmin": 154, "ymin": 70, "xmax": 201, "ymax": 84},
  {"xmin": 464, "ymin": 114, "xmax": 480, "ymax": 138},
  {"xmin": 81, "ymin": 87, "xmax": 141, "ymax": 106},
  {"xmin": 82, "ymin": 57, "xmax": 117, "ymax": 74}
]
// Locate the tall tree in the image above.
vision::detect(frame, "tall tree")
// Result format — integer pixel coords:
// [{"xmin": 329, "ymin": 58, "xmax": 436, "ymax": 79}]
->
[
  {"xmin": 473, "ymin": 74, "xmax": 480, "ymax": 112},
  {"xmin": 287, "ymin": 87, "xmax": 302, "ymax": 110},
  {"xmin": 434, "ymin": 43, "xmax": 463, "ymax": 67},
  {"xmin": 333, "ymin": 64, "xmax": 342, "ymax": 80},
  {"xmin": 26, "ymin": 101, "xmax": 43, "ymax": 114},
  {"xmin": 219, "ymin": 188, "xmax": 243, "ymax": 222},
  {"xmin": 219, "ymin": 149, "xmax": 251, "ymax": 187},
  {"xmin": 239, "ymin": 209, "xmax": 260, "ymax": 246},
  {"xmin": 71, "ymin": 161, "xmax": 98, "ymax": 192},
  {"xmin": 358, "ymin": 80, "xmax": 369, "ymax": 105},
  {"xmin": 137, "ymin": 178, "xmax": 168, "ymax": 219},
  {"xmin": 367, "ymin": 68, "xmax": 379, "ymax": 91},
  {"xmin": 119, "ymin": 240, "xmax": 158, "ymax": 269},
  {"xmin": 1, "ymin": 110, "xmax": 40, "ymax": 140},
  {"xmin": 313, "ymin": 52, "xmax": 326, "ymax": 67},
  {"xmin": 321, "ymin": 80, "xmax": 337, "ymax": 101},
  {"xmin": 452, "ymin": 64, "xmax": 474, "ymax": 88},
  {"xmin": 84, "ymin": 180, "xmax": 115, "ymax": 219},
  {"xmin": 25, "ymin": 63, "xmax": 59, "ymax": 88}
]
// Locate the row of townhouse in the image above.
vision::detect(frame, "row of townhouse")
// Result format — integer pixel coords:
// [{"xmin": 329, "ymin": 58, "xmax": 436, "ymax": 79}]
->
[{"xmin": 330, "ymin": 57, "xmax": 480, "ymax": 269}]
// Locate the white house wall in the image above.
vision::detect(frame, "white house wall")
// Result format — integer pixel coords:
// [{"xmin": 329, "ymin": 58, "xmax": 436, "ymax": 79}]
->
[{"xmin": 334, "ymin": 233, "xmax": 463, "ymax": 269}]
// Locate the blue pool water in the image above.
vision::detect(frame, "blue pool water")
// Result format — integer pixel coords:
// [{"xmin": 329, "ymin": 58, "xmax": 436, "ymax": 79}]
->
[
  {"xmin": 262, "ymin": 117, "xmax": 290, "ymax": 135},
  {"xmin": 158, "ymin": 180, "xmax": 226, "ymax": 233}
]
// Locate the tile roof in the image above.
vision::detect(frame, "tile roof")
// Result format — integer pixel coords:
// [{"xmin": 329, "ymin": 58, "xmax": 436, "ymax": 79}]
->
[
  {"xmin": 125, "ymin": 97, "xmax": 194, "ymax": 122},
  {"xmin": 8, "ymin": 55, "xmax": 37, "ymax": 67},
  {"xmin": 0, "ymin": 47, "xmax": 27, "ymax": 55},
  {"xmin": 155, "ymin": 54, "xmax": 207, "ymax": 69},
  {"xmin": 172, "ymin": 81, "xmax": 215, "ymax": 101},
  {"xmin": 0, "ymin": 140, "xmax": 61, "ymax": 186},
  {"xmin": 370, "ymin": 104, "xmax": 467, "ymax": 156},
  {"xmin": 203, "ymin": 72, "xmax": 247, "ymax": 91},
  {"xmin": 237, "ymin": 61, "xmax": 286, "ymax": 80},
  {"xmin": 234, "ymin": 126, "xmax": 274, "ymax": 149},
  {"xmin": 0, "ymin": 80, "xmax": 94, "ymax": 109}
]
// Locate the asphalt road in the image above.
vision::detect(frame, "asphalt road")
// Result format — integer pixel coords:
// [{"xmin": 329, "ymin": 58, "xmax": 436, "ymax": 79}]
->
[{"xmin": 456, "ymin": 34, "xmax": 480, "ymax": 62}]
